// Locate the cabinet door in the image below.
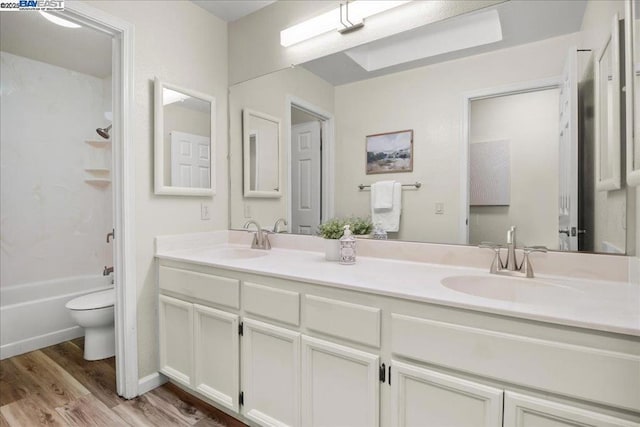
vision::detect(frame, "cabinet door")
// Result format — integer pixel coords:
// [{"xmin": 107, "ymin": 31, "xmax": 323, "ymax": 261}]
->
[
  {"xmin": 504, "ymin": 392, "xmax": 640, "ymax": 427},
  {"xmin": 301, "ymin": 335, "xmax": 380, "ymax": 427},
  {"xmin": 391, "ymin": 361, "xmax": 503, "ymax": 427},
  {"xmin": 159, "ymin": 294, "xmax": 193, "ymax": 387},
  {"xmin": 241, "ymin": 318, "xmax": 301, "ymax": 427},
  {"xmin": 194, "ymin": 304, "xmax": 240, "ymax": 412}
]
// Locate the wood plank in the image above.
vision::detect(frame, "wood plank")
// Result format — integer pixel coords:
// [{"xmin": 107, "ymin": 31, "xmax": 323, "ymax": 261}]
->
[
  {"xmin": 112, "ymin": 393, "xmax": 193, "ymax": 426},
  {"xmin": 10, "ymin": 351, "xmax": 90, "ymax": 408},
  {"xmin": 0, "ymin": 413, "xmax": 10, "ymax": 427},
  {"xmin": 55, "ymin": 394, "xmax": 129, "ymax": 427},
  {"xmin": 42, "ymin": 341, "xmax": 120, "ymax": 409},
  {"xmin": 0, "ymin": 358, "xmax": 39, "ymax": 406},
  {"xmin": 0, "ymin": 395, "xmax": 67, "ymax": 427},
  {"xmin": 163, "ymin": 383, "xmax": 247, "ymax": 427}
]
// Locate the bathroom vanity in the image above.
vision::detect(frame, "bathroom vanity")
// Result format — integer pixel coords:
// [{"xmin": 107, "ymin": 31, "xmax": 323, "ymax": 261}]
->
[{"xmin": 155, "ymin": 232, "xmax": 640, "ymax": 427}]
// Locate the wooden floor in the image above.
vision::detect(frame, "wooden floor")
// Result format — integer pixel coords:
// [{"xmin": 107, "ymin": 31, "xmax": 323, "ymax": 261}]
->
[{"xmin": 0, "ymin": 338, "xmax": 247, "ymax": 427}]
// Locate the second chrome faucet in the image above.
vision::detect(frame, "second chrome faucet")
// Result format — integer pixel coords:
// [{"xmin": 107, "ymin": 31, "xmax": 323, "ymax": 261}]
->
[{"xmin": 480, "ymin": 226, "xmax": 547, "ymax": 278}]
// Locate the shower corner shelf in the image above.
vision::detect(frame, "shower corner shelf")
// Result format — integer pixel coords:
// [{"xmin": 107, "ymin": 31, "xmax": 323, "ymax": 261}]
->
[
  {"xmin": 85, "ymin": 139, "xmax": 111, "ymax": 147},
  {"xmin": 84, "ymin": 167, "xmax": 111, "ymax": 173},
  {"xmin": 85, "ymin": 178, "xmax": 111, "ymax": 187}
]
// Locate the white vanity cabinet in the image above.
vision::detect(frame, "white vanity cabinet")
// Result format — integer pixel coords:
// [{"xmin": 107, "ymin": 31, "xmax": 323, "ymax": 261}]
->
[
  {"xmin": 156, "ymin": 259, "xmax": 640, "ymax": 427},
  {"xmin": 241, "ymin": 318, "xmax": 301, "ymax": 427},
  {"xmin": 301, "ymin": 335, "xmax": 380, "ymax": 427},
  {"xmin": 390, "ymin": 361, "xmax": 503, "ymax": 427}
]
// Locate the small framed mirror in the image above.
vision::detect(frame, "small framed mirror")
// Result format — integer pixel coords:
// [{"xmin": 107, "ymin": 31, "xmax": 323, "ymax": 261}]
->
[
  {"xmin": 595, "ymin": 14, "xmax": 622, "ymax": 191},
  {"xmin": 626, "ymin": 0, "xmax": 640, "ymax": 186},
  {"xmin": 242, "ymin": 108, "xmax": 282, "ymax": 198},
  {"xmin": 154, "ymin": 77, "xmax": 216, "ymax": 196}
]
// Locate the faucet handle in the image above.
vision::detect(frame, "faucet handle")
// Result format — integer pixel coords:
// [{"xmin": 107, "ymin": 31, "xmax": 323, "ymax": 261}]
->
[
  {"xmin": 479, "ymin": 242, "xmax": 505, "ymax": 273},
  {"xmin": 523, "ymin": 246, "xmax": 548, "ymax": 254},
  {"xmin": 521, "ymin": 246, "xmax": 547, "ymax": 278}
]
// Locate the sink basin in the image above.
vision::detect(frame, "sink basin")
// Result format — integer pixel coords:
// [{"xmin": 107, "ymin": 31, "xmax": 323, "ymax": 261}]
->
[
  {"xmin": 441, "ymin": 275, "xmax": 575, "ymax": 303},
  {"xmin": 206, "ymin": 248, "xmax": 269, "ymax": 260}
]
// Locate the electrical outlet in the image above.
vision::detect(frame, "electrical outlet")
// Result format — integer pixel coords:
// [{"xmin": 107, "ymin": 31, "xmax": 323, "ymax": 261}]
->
[
  {"xmin": 244, "ymin": 204, "xmax": 252, "ymax": 218},
  {"xmin": 200, "ymin": 203, "xmax": 211, "ymax": 220},
  {"xmin": 435, "ymin": 202, "xmax": 444, "ymax": 215}
]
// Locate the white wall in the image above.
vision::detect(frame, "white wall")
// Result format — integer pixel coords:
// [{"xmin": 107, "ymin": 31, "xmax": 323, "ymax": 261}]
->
[
  {"xmin": 333, "ymin": 33, "xmax": 579, "ymax": 243},
  {"xmin": 228, "ymin": 0, "xmax": 501, "ymax": 84},
  {"xmin": 469, "ymin": 89, "xmax": 560, "ymax": 249},
  {"xmin": 229, "ymin": 66, "xmax": 334, "ymax": 230},
  {"xmin": 0, "ymin": 52, "xmax": 113, "ymax": 287},
  {"xmin": 91, "ymin": 0, "xmax": 228, "ymax": 379}
]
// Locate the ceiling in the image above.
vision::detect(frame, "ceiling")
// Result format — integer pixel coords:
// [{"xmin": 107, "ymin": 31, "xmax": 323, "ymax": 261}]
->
[
  {"xmin": 0, "ymin": 11, "xmax": 111, "ymax": 78},
  {"xmin": 192, "ymin": 0, "xmax": 276, "ymax": 22},
  {"xmin": 302, "ymin": 0, "xmax": 588, "ymax": 86}
]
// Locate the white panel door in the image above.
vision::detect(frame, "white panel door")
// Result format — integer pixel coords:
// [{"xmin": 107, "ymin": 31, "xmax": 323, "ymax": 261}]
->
[
  {"xmin": 504, "ymin": 392, "xmax": 640, "ymax": 427},
  {"xmin": 171, "ymin": 130, "xmax": 211, "ymax": 188},
  {"xmin": 558, "ymin": 47, "xmax": 579, "ymax": 251},
  {"xmin": 241, "ymin": 318, "xmax": 301, "ymax": 427},
  {"xmin": 390, "ymin": 361, "xmax": 503, "ymax": 427},
  {"xmin": 159, "ymin": 295, "xmax": 193, "ymax": 388},
  {"xmin": 301, "ymin": 335, "xmax": 379, "ymax": 427},
  {"xmin": 193, "ymin": 304, "xmax": 240, "ymax": 412},
  {"xmin": 291, "ymin": 121, "xmax": 321, "ymax": 235}
]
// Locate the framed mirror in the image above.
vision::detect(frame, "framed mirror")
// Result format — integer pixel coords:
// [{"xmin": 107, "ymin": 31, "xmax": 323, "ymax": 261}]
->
[
  {"xmin": 626, "ymin": 0, "xmax": 640, "ymax": 186},
  {"xmin": 595, "ymin": 14, "xmax": 622, "ymax": 192},
  {"xmin": 154, "ymin": 77, "xmax": 216, "ymax": 196},
  {"xmin": 243, "ymin": 108, "xmax": 282, "ymax": 198}
]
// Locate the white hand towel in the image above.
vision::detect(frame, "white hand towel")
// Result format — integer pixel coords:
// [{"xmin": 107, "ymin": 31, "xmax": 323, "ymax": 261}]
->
[
  {"xmin": 371, "ymin": 182, "xmax": 402, "ymax": 232},
  {"xmin": 371, "ymin": 180, "xmax": 395, "ymax": 210}
]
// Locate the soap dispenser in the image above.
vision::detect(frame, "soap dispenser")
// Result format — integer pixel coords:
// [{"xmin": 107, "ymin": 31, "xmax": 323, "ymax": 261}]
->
[{"xmin": 339, "ymin": 224, "xmax": 356, "ymax": 265}]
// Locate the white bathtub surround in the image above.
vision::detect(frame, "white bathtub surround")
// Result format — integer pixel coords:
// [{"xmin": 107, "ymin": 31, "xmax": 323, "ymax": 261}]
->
[
  {"xmin": 0, "ymin": 52, "xmax": 113, "ymax": 289},
  {"xmin": 156, "ymin": 231, "xmax": 640, "ymax": 336},
  {"xmin": 0, "ymin": 275, "xmax": 113, "ymax": 359}
]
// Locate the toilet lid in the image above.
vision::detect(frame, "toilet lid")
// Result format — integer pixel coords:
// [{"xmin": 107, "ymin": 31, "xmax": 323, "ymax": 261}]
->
[{"xmin": 66, "ymin": 288, "xmax": 115, "ymax": 310}]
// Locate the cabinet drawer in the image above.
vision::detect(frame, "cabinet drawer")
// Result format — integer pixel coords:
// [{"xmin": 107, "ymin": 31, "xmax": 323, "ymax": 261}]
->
[
  {"xmin": 244, "ymin": 282, "xmax": 300, "ymax": 326},
  {"xmin": 391, "ymin": 313, "xmax": 640, "ymax": 412},
  {"xmin": 159, "ymin": 266, "xmax": 240, "ymax": 309},
  {"xmin": 305, "ymin": 295, "xmax": 380, "ymax": 348}
]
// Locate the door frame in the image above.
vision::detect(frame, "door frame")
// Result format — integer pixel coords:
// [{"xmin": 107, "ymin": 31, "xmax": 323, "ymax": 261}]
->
[
  {"xmin": 460, "ymin": 77, "xmax": 561, "ymax": 244},
  {"xmin": 56, "ymin": 1, "xmax": 138, "ymax": 398},
  {"xmin": 285, "ymin": 95, "xmax": 335, "ymax": 231}
]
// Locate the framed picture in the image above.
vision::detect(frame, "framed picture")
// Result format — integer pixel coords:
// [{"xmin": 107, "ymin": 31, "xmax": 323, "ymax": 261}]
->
[{"xmin": 366, "ymin": 129, "xmax": 413, "ymax": 174}]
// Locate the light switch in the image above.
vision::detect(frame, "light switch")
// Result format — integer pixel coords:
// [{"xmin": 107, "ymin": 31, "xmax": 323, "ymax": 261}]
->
[
  {"xmin": 200, "ymin": 203, "xmax": 211, "ymax": 220},
  {"xmin": 435, "ymin": 202, "xmax": 444, "ymax": 215},
  {"xmin": 244, "ymin": 204, "xmax": 252, "ymax": 218}
]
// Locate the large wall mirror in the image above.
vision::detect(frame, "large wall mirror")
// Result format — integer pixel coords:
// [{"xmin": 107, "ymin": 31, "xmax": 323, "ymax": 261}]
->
[
  {"xmin": 626, "ymin": 0, "xmax": 640, "ymax": 186},
  {"xmin": 243, "ymin": 108, "xmax": 282, "ymax": 198},
  {"xmin": 229, "ymin": 0, "xmax": 636, "ymax": 255},
  {"xmin": 154, "ymin": 77, "xmax": 216, "ymax": 196}
]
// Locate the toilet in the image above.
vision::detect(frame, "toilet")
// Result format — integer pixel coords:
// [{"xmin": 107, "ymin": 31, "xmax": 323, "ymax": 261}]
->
[{"xmin": 66, "ymin": 288, "xmax": 115, "ymax": 361}]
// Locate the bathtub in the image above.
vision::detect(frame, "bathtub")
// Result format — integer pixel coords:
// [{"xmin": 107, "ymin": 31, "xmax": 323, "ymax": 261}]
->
[{"xmin": 0, "ymin": 275, "xmax": 113, "ymax": 360}]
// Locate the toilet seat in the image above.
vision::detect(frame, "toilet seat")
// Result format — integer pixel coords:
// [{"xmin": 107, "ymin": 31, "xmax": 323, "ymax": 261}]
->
[{"xmin": 66, "ymin": 288, "xmax": 115, "ymax": 311}]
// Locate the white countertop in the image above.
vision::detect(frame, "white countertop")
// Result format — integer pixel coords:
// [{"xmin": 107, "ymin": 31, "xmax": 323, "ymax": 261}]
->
[{"xmin": 156, "ymin": 243, "xmax": 640, "ymax": 337}]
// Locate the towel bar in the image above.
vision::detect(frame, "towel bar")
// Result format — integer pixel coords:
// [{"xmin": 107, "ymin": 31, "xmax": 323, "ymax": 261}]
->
[{"xmin": 358, "ymin": 182, "xmax": 421, "ymax": 190}]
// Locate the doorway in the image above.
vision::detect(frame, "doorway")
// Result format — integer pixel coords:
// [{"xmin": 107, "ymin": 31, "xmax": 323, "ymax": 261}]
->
[{"xmin": 286, "ymin": 97, "xmax": 335, "ymax": 234}]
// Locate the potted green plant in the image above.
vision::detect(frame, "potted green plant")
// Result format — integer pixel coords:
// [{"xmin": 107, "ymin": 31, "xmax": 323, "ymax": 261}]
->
[{"xmin": 317, "ymin": 216, "xmax": 373, "ymax": 260}]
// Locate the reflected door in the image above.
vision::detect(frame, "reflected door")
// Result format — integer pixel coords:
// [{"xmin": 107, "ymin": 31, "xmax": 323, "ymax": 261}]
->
[
  {"xmin": 171, "ymin": 131, "xmax": 211, "ymax": 188},
  {"xmin": 558, "ymin": 48, "xmax": 579, "ymax": 251},
  {"xmin": 291, "ymin": 121, "xmax": 321, "ymax": 235}
]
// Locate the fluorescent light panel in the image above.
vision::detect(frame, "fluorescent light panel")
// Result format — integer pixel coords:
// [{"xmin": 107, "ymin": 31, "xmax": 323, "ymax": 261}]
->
[
  {"xmin": 39, "ymin": 11, "xmax": 81, "ymax": 28},
  {"xmin": 280, "ymin": 1, "xmax": 410, "ymax": 47},
  {"xmin": 344, "ymin": 9, "xmax": 502, "ymax": 71}
]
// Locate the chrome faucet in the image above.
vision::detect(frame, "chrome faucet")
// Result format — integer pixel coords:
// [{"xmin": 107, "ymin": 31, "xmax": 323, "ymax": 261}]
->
[
  {"xmin": 479, "ymin": 226, "xmax": 547, "ymax": 278},
  {"xmin": 103, "ymin": 266, "xmax": 114, "ymax": 276},
  {"xmin": 273, "ymin": 218, "xmax": 288, "ymax": 233},
  {"xmin": 243, "ymin": 220, "xmax": 271, "ymax": 250}
]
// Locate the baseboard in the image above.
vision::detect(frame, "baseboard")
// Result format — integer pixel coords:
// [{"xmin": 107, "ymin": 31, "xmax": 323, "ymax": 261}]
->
[
  {"xmin": 0, "ymin": 326, "xmax": 83, "ymax": 360},
  {"xmin": 138, "ymin": 372, "xmax": 168, "ymax": 395}
]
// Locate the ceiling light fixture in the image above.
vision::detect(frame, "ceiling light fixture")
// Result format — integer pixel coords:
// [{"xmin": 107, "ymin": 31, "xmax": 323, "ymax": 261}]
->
[
  {"xmin": 39, "ymin": 11, "xmax": 81, "ymax": 28},
  {"xmin": 280, "ymin": 1, "xmax": 410, "ymax": 47}
]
